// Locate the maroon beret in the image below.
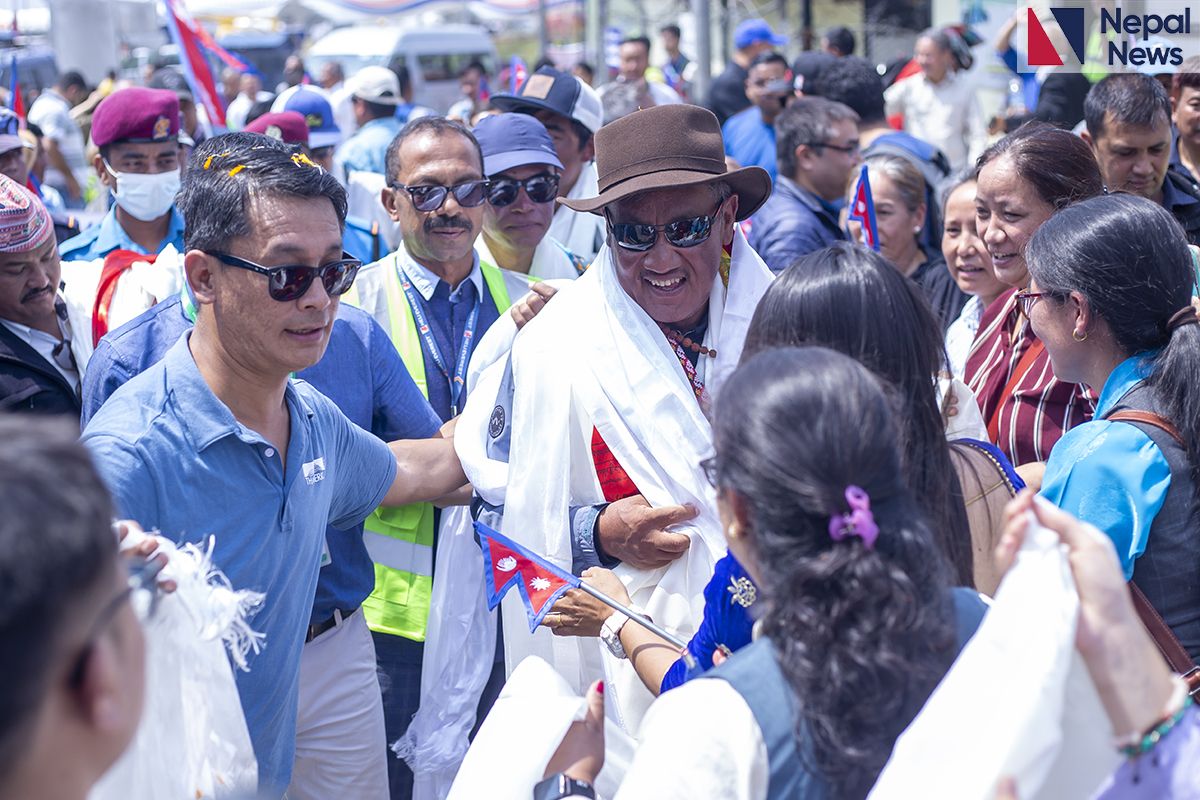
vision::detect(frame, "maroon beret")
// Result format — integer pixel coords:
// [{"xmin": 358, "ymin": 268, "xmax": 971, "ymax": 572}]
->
[
  {"xmin": 244, "ymin": 111, "xmax": 310, "ymax": 147},
  {"xmin": 92, "ymin": 87, "xmax": 181, "ymax": 148}
]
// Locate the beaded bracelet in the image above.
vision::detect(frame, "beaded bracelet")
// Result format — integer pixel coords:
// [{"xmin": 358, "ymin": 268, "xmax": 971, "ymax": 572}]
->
[{"xmin": 1117, "ymin": 696, "xmax": 1194, "ymax": 759}]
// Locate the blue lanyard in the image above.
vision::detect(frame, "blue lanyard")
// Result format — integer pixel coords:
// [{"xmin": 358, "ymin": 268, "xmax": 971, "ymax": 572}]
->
[{"xmin": 396, "ymin": 260, "xmax": 480, "ymax": 415}]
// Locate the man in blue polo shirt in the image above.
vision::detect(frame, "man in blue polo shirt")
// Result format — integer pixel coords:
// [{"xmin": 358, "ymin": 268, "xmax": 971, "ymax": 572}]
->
[
  {"xmin": 81, "ymin": 132, "xmax": 467, "ymax": 799},
  {"xmin": 59, "ymin": 87, "xmax": 187, "ymax": 262},
  {"xmin": 722, "ymin": 51, "xmax": 791, "ymax": 181}
]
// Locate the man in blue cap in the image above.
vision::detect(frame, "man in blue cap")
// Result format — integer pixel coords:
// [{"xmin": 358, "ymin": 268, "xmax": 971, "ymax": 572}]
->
[
  {"xmin": 491, "ymin": 67, "xmax": 605, "ymax": 263},
  {"xmin": 59, "ymin": 87, "xmax": 186, "ymax": 262},
  {"xmin": 272, "ymin": 85, "xmax": 344, "ymax": 172},
  {"xmin": 708, "ymin": 18, "xmax": 787, "ymax": 124},
  {"xmin": 474, "ymin": 114, "xmax": 586, "ymax": 280}
]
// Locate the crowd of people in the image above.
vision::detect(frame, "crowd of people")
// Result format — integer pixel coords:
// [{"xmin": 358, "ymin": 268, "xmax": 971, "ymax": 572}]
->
[{"xmin": 1, "ymin": 16, "xmax": 1200, "ymax": 800}]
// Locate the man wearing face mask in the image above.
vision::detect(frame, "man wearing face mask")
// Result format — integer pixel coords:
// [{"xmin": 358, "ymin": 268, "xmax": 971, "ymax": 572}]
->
[{"xmin": 59, "ymin": 88, "xmax": 186, "ymax": 263}]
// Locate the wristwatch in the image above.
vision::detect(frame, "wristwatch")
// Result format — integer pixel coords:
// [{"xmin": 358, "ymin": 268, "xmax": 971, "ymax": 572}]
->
[
  {"xmin": 534, "ymin": 773, "xmax": 596, "ymax": 800},
  {"xmin": 600, "ymin": 611, "xmax": 630, "ymax": 659}
]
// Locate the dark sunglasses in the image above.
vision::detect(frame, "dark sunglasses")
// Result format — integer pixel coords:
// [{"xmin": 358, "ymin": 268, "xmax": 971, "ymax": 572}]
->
[
  {"xmin": 392, "ymin": 180, "xmax": 490, "ymax": 212},
  {"xmin": 69, "ymin": 556, "xmax": 164, "ymax": 688},
  {"xmin": 607, "ymin": 202, "xmax": 724, "ymax": 252},
  {"xmin": 210, "ymin": 251, "xmax": 361, "ymax": 302},
  {"xmin": 486, "ymin": 174, "xmax": 560, "ymax": 207}
]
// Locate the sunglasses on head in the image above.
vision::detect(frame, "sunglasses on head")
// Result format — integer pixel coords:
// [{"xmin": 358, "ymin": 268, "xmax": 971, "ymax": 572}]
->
[
  {"xmin": 392, "ymin": 180, "xmax": 490, "ymax": 213},
  {"xmin": 210, "ymin": 251, "xmax": 361, "ymax": 302},
  {"xmin": 486, "ymin": 174, "xmax": 560, "ymax": 207},
  {"xmin": 606, "ymin": 201, "xmax": 724, "ymax": 252}
]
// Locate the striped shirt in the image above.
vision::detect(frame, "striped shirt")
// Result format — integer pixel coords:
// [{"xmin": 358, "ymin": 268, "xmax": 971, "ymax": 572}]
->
[{"xmin": 964, "ymin": 289, "xmax": 1096, "ymax": 466}]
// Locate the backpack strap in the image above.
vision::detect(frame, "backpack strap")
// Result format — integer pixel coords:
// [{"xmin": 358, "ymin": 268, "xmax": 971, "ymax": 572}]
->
[
  {"xmin": 1130, "ymin": 581, "xmax": 1200, "ymax": 697},
  {"xmin": 1106, "ymin": 409, "xmax": 1185, "ymax": 447},
  {"xmin": 1105, "ymin": 407, "xmax": 1200, "ymax": 696}
]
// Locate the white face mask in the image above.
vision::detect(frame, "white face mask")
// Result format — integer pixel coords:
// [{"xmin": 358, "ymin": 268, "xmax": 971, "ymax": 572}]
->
[{"xmin": 105, "ymin": 162, "xmax": 181, "ymax": 222}]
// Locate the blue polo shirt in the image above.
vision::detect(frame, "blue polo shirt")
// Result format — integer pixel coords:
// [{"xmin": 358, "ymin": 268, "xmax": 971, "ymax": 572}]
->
[
  {"xmin": 81, "ymin": 296, "xmax": 441, "ymax": 627},
  {"xmin": 58, "ymin": 205, "xmax": 187, "ymax": 262},
  {"xmin": 721, "ymin": 106, "xmax": 778, "ymax": 181},
  {"xmin": 82, "ymin": 334, "xmax": 399, "ymax": 797},
  {"xmin": 333, "ymin": 116, "xmax": 403, "ymax": 180}
]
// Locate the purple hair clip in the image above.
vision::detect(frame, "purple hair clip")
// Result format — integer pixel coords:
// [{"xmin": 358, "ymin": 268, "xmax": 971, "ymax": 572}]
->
[{"xmin": 828, "ymin": 486, "xmax": 879, "ymax": 550}]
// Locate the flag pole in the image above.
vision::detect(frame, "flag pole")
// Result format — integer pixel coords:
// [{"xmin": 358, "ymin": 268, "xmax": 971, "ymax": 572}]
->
[{"xmin": 576, "ymin": 581, "xmax": 698, "ymax": 670}]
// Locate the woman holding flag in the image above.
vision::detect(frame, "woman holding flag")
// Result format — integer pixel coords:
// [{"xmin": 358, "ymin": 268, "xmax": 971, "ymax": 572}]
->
[
  {"xmin": 845, "ymin": 154, "xmax": 967, "ymax": 332},
  {"xmin": 539, "ymin": 346, "xmax": 987, "ymax": 799}
]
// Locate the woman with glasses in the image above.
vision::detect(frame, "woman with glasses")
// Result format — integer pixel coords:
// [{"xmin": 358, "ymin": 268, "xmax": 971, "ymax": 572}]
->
[
  {"xmin": 540, "ymin": 346, "xmax": 986, "ymax": 799},
  {"xmin": 845, "ymin": 153, "xmax": 967, "ymax": 332},
  {"xmin": 1027, "ymin": 194, "xmax": 1200, "ymax": 661},
  {"xmin": 964, "ymin": 121, "xmax": 1104, "ymax": 473}
]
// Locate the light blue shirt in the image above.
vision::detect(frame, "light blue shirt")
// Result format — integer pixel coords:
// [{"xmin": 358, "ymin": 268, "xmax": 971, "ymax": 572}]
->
[
  {"xmin": 334, "ymin": 115, "xmax": 403, "ymax": 180},
  {"xmin": 721, "ymin": 106, "xmax": 777, "ymax": 182},
  {"xmin": 1040, "ymin": 353, "xmax": 1172, "ymax": 579},
  {"xmin": 82, "ymin": 334, "xmax": 398, "ymax": 797},
  {"xmin": 58, "ymin": 205, "xmax": 186, "ymax": 262}
]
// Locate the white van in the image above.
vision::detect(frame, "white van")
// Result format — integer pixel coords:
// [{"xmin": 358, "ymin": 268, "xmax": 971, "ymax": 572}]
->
[{"xmin": 305, "ymin": 23, "xmax": 496, "ymax": 114}]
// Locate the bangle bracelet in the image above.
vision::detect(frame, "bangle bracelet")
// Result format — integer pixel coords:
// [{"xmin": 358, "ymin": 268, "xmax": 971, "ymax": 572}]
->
[{"xmin": 1117, "ymin": 696, "xmax": 1193, "ymax": 759}]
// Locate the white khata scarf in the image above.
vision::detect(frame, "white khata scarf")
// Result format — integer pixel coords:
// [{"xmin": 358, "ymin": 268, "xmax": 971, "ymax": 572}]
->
[{"xmin": 459, "ymin": 226, "xmax": 773, "ymax": 734}]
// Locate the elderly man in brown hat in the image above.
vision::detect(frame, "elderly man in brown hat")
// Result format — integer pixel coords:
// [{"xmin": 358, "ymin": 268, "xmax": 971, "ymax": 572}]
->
[{"xmin": 456, "ymin": 103, "xmax": 774, "ymax": 733}]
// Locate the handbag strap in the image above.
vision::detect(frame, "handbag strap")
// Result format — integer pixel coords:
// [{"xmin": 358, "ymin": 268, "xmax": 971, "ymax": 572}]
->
[
  {"xmin": 986, "ymin": 338, "xmax": 1045, "ymax": 443},
  {"xmin": 1129, "ymin": 581, "xmax": 1200, "ymax": 697},
  {"xmin": 1106, "ymin": 409, "xmax": 1185, "ymax": 447},
  {"xmin": 1106, "ymin": 408, "xmax": 1200, "ymax": 695}
]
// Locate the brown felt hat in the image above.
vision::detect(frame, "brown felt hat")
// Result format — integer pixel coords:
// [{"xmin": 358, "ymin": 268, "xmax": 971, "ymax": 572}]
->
[{"xmin": 558, "ymin": 104, "xmax": 772, "ymax": 221}]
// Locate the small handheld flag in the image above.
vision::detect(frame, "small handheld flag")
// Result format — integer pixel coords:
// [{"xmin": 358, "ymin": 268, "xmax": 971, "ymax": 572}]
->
[
  {"xmin": 476, "ymin": 521, "xmax": 578, "ymax": 632},
  {"xmin": 474, "ymin": 522, "xmax": 695, "ymax": 667},
  {"xmin": 8, "ymin": 55, "xmax": 25, "ymax": 120},
  {"xmin": 508, "ymin": 56, "xmax": 528, "ymax": 94},
  {"xmin": 847, "ymin": 164, "xmax": 880, "ymax": 252}
]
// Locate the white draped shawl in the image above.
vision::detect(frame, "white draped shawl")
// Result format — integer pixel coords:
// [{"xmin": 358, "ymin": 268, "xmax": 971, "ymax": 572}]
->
[{"xmin": 460, "ymin": 228, "xmax": 772, "ymax": 733}]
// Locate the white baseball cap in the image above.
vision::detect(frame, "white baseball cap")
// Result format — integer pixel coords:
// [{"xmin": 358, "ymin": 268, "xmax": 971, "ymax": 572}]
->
[{"xmin": 346, "ymin": 66, "xmax": 402, "ymax": 106}]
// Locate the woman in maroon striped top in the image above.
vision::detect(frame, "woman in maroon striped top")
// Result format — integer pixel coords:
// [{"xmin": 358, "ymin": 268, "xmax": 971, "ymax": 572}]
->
[{"xmin": 964, "ymin": 123, "xmax": 1104, "ymax": 471}]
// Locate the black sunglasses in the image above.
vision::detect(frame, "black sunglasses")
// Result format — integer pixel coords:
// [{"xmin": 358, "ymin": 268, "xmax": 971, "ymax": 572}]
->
[
  {"xmin": 210, "ymin": 251, "xmax": 361, "ymax": 302},
  {"xmin": 392, "ymin": 180, "xmax": 491, "ymax": 212},
  {"xmin": 700, "ymin": 456, "xmax": 719, "ymax": 487},
  {"xmin": 607, "ymin": 202, "xmax": 724, "ymax": 252},
  {"xmin": 486, "ymin": 174, "xmax": 560, "ymax": 207}
]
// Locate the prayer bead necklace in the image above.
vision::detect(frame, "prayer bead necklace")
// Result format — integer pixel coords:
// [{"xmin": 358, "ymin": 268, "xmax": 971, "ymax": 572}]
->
[{"xmin": 660, "ymin": 325, "xmax": 717, "ymax": 358}]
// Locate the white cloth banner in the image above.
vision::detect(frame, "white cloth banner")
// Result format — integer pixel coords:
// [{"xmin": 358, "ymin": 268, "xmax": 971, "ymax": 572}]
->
[
  {"xmin": 474, "ymin": 229, "xmax": 772, "ymax": 734},
  {"xmin": 868, "ymin": 514, "xmax": 1120, "ymax": 799}
]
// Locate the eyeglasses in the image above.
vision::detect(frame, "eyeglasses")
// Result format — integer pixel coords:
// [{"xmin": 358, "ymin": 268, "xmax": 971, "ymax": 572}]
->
[
  {"xmin": 68, "ymin": 556, "xmax": 165, "ymax": 688},
  {"xmin": 700, "ymin": 456, "xmax": 719, "ymax": 487},
  {"xmin": 607, "ymin": 202, "xmax": 724, "ymax": 252},
  {"xmin": 486, "ymin": 174, "xmax": 560, "ymax": 207},
  {"xmin": 391, "ymin": 180, "xmax": 491, "ymax": 212},
  {"xmin": 210, "ymin": 251, "xmax": 361, "ymax": 302},
  {"xmin": 1014, "ymin": 289, "xmax": 1050, "ymax": 317},
  {"xmin": 802, "ymin": 141, "xmax": 860, "ymax": 155}
]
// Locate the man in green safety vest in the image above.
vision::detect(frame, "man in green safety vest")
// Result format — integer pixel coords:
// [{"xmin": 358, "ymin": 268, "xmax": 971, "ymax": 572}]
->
[{"xmin": 342, "ymin": 115, "xmax": 533, "ymax": 800}]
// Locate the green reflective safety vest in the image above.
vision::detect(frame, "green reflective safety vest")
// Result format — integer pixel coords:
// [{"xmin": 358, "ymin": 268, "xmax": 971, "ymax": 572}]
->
[{"xmin": 345, "ymin": 257, "xmax": 517, "ymax": 641}]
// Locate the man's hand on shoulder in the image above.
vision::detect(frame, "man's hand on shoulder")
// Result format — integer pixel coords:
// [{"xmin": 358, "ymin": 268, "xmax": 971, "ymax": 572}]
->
[
  {"xmin": 510, "ymin": 282, "xmax": 558, "ymax": 330},
  {"xmin": 596, "ymin": 495, "xmax": 695, "ymax": 570}
]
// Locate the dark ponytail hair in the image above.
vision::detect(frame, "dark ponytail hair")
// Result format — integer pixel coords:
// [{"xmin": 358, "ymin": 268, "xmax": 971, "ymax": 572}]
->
[
  {"xmin": 1027, "ymin": 193, "xmax": 1200, "ymax": 484},
  {"xmin": 712, "ymin": 347, "xmax": 956, "ymax": 799},
  {"xmin": 743, "ymin": 242, "xmax": 974, "ymax": 587}
]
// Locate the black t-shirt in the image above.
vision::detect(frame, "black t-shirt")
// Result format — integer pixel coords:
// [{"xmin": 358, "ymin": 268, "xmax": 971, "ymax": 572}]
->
[
  {"xmin": 911, "ymin": 252, "xmax": 968, "ymax": 334},
  {"xmin": 708, "ymin": 63, "xmax": 750, "ymax": 125}
]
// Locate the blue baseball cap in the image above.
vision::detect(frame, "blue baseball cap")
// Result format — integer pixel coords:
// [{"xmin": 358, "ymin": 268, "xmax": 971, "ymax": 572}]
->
[
  {"xmin": 279, "ymin": 87, "xmax": 341, "ymax": 149},
  {"xmin": 0, "ymin": 107, "xmax": 28, "ymax": 155},
  {"xmin": 473, "ymin": 113, "xmax": 563, "ymax": 177},
  {"xmin": 734, "ymin": 19, "xmax": 787, "ymax": 50}
]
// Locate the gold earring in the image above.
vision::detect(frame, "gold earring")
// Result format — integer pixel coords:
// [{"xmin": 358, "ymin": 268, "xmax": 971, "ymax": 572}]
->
[{"xmin": 1073, "ymin": 329, "xmax": 1087, "ymax": 342}]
